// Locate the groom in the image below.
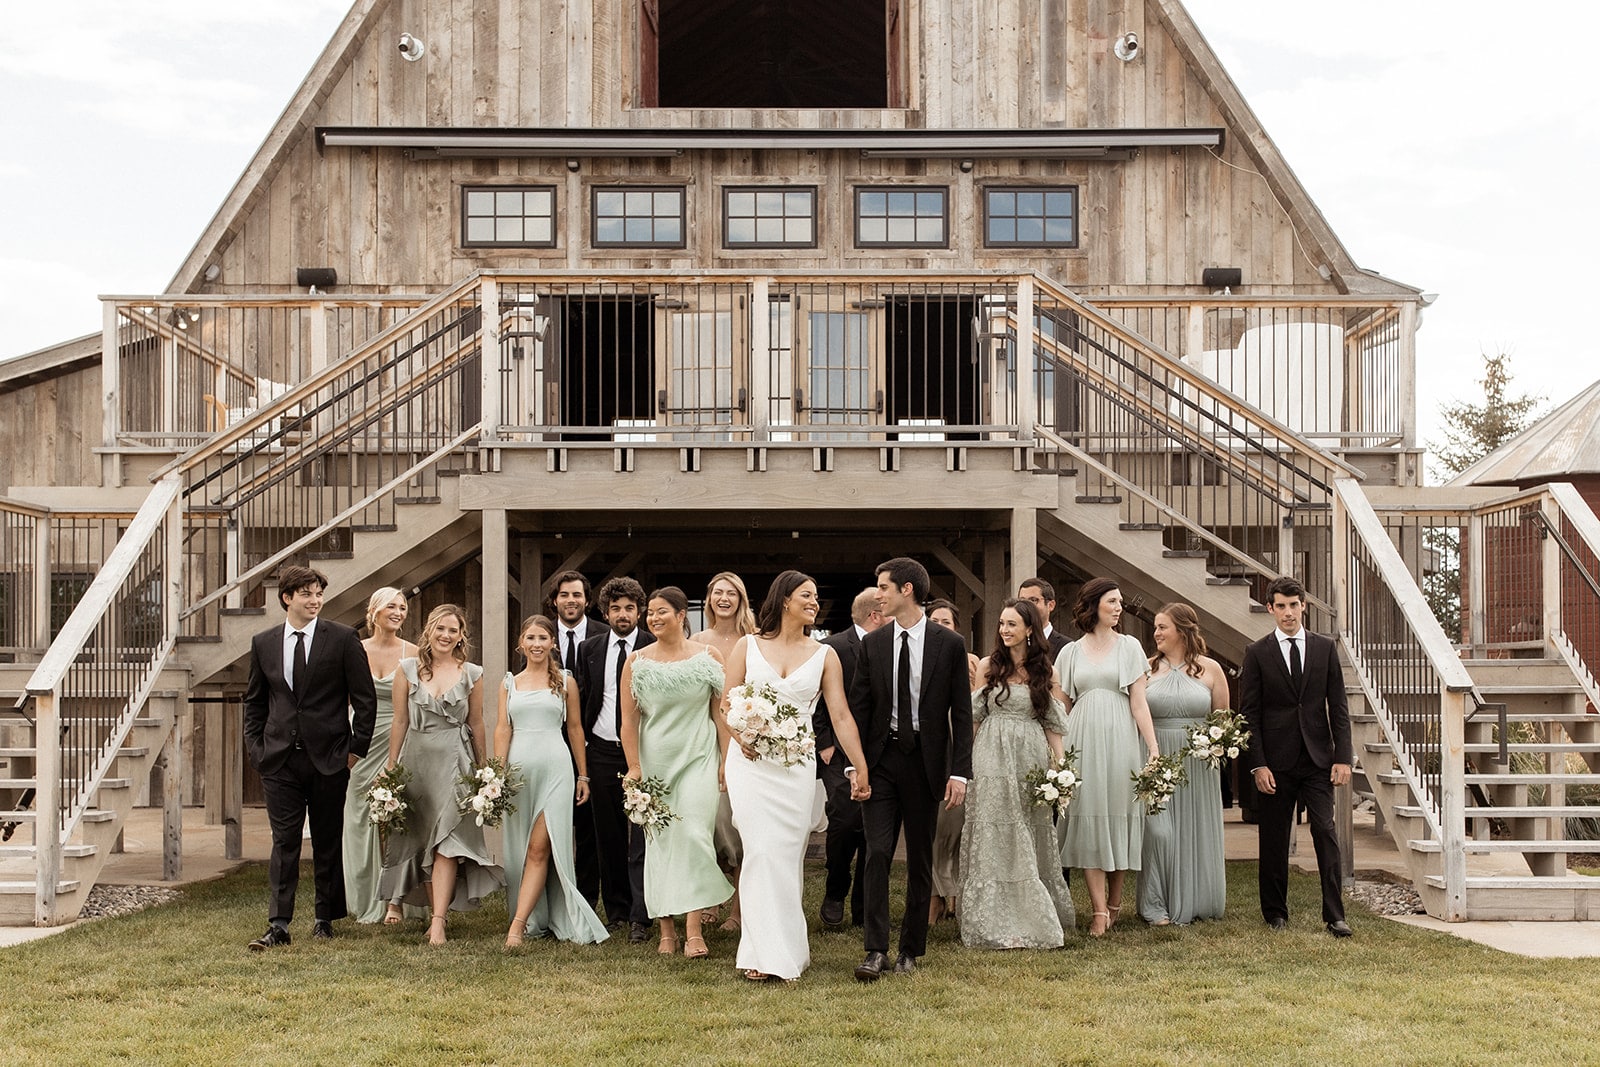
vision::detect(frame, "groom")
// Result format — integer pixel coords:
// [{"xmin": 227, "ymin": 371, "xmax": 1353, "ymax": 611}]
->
[{"xmin": 847, "ymin": 557, "xmax": 973, "ymax": 980}]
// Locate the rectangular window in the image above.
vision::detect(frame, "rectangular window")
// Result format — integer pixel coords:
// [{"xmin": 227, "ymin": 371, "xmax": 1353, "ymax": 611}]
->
[
  {"xmin": 462, "ymin": 186, "xmax": 557, "ymax": 247},
  {"xmin": 592, "ymin": 187, "xmax": 686, "ymax": 248},
  {"xmin": 723, "ymin": 187, "xmax": 817, "ymax": 248},
  {"xmin": 984, "ymin": 186, "xmax": 1079, "ymax": 248},
  {"xmin": 855, "ymin": 187, "xmax": 947, "ymax": 248}
]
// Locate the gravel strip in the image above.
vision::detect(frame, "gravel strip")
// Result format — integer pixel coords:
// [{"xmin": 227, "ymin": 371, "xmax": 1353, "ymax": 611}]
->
[
  {"xmin": 1349, "ymin": 877, "xmax": 1425, "ymax": 916},
  {"xmin": 78, "ymin": 884, "xmax": 183, "ymax": 920}
]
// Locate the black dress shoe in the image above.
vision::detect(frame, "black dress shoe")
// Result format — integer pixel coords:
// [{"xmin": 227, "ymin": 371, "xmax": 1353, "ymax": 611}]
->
[
  {"xmin": 312, "ymin": 920, "xmax": 334, "ymax": 940},
  {"xmin": 1326, "ymin": 920, "xmax": 1353, "ymax": 938},
  {"xmin": 819, "ymin": 898, "xmax": 845, "ymax": 930},
  {"xmin": 854, "ymin": 951, "xmax": 889, "ymax": 982},
  {"xmin": 248, "ymin": 925, "xmax": 291, "ymax": 951},
  {"xmin": 628, "ymin": 921, "xmax": 651, "ymax": 944},
  {"xmin": 1265, "ymin": 917, "xmax": 1288, "ymax": 931},
  {"xmin": 894, "ymin": 953, "xmax": 916, "ymax": 975}
]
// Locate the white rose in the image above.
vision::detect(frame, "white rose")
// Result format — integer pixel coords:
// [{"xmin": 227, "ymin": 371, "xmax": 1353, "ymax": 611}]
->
[
  {"xmin": 485, "ymin": 781, "xmax": 502, "ymax": 799},
  {"xmin": 472, "ymin": 794, "xmax": 489, "ymax": 813},
  {"xmin": 1209, "ymin": 725, "xmax": 1224, "ymax": 740},
  {"xmin": 1060, "ymin": 771, "xmax": 1077, "ymax": 787},
  {"xmin": 1227, "ymin": 747, "xmax": 1240, "ymax": 759},
  {"xmin": 775, "ymin": 716, "xmax": 800, "ymax": 739},
  {"xmin": 1041, "ymin": 784, "xmax": 1059, "ymax": 801}
]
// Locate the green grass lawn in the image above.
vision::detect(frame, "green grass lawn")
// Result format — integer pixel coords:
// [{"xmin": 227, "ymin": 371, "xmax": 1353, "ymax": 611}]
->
[{"xmin": 2, "ymin": 859, "xmax": 1596, "ymax": 1066}]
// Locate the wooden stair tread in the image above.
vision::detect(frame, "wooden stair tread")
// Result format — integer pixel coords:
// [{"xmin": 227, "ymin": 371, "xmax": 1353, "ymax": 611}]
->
[
  {"xmin": 0, "ymin": 879, "xmax": 81, "ymax": 894},
  {"xmin": 1424, "ymin": 874, "xmax": 1600, "ymax": 890},
  {"xmin": 0, "ymin": 843, "xmax": 95, "ymax": 858},
  {"xmin": 0, "ymin": 746, "xmax": 149, "ymax": 758},
  {"xmin": 1408, "ymin": 838, "xmax": 1600, "ymax": 853},
  {"xmin": 1464, "ymin": 773, "xmax": 1600, "ymax": 785},
  {"xmin": 1464, "ymin": 743, "xmax": 1600, "ymax": 753},
  {"xmin": 1074, "ymin": 495, "xmax": 1122, "ymax": 504}
]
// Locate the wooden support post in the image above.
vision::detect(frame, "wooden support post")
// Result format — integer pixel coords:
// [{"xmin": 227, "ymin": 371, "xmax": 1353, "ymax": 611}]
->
[
  {"xmin": 33, "ymin": 689, "xmax": 61, "ymax": 926},
  {"xmin": 519, "ymin": 537, "xmax": 544, "ymax": 620},
  {"xmin": 162, "ymin": 332, "xmax": 180, "ymax": 453},
  {"xmin": 32, "ymin": 510, "xmax": 51, "ymax": 651},
  {"xmin": 160, "ymin": 696, "xmax": 183, "ymax": 882},
  {"xmin": 101, "ymin": 300, "xmax": 122, "ymax": 487},
  {"xmin": 224, "ymin": 695, "xmax": 242, "ymax": 861},
  {"xmin": 1467, "ymin": 512, "xmax": 1487, "ymax": 653},
  {"xmin": 1015, "ymin": 276, "xmax": 1035, "ymax": 442},
  {"xmin": 1010, "ymin": 507, "xmax": 1038, "ymax": 595},
  {"xmin": 480, "ymin": 278, "xmax": 503, "ymax": 448},
  {"xmin": 481, "ymin": 508, "xmax": 509, "ymax": 750},
  {"xmin": 1330, "ymin": 488, "xmax": 1349, "ymax": 628},
  {"xmin": 749, "ymin": 278, "xmax": 771, "ymax": 442},
  {"xmin": 204, "ymin": 699, "xmax": 223, "ymax": 826},
  {"xmin": 1398, "ymin": 300, "xmax": 1419, "ymax": 449},
  {"xmin": 1438, "ymin": 687, "xmax": 1469, "ymax": 921},
  {"xmin": 982, "ymin": 537, "xmax": 1007, "ymax": 643},
  {"xmin": 1335, "ymin": 778, "xmax": 1354, "ymax": 888},
  {"xmin": 1184, "ymin": 304, "xmax": 1206, "ymax": 367},
  {"xmin": 1542, "ymin": 494, "xmax": 1563, "ymax": 652}
]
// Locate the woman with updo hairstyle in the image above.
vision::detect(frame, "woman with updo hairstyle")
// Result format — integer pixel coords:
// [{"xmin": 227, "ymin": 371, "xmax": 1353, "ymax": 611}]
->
[
  {"xmin": 1137, "ymin": 602, "xmax": 1231, "ymax": 925},
  {"xmin": 343, "ymin": 587, "xmax": 419, "ymax": 924},
  {"xmin": 1054, "ymin": 578, "xmax": 1160, "ymax": 937},
  {"xmin": 380, "ymin": 604, "xmax": 504, "ymax": 944}
]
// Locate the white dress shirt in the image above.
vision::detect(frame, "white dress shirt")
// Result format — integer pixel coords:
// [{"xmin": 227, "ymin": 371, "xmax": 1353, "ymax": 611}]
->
[
  {"xmin": 891, "ymin": 615, "xmax": 927, "ymax": 734},
  {"xmin": 594, "ymin": 629, "xmax": 640, "ymax": 743},
  {"xmin": 282, "ymin": 617, "xmax": 319, "ymax": 690},
  {"xmin": 1275, "ymin": 627, "xmax": 1305, "ymax": 676},
  {"xmin": 558, "ymin": 618, "xmax": 591, "ymax": 670}
]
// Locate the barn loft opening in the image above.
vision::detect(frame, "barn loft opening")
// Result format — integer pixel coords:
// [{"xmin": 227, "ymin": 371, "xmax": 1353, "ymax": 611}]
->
[{"xmin": 645, "ymin": 0, "xmax": 900, "ymax": 109}]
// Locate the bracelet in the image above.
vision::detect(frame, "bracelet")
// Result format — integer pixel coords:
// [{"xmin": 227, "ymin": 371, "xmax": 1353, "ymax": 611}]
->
[{"xmin": 577, "ymin": 775, "xmax": 590, "ymax": 783}]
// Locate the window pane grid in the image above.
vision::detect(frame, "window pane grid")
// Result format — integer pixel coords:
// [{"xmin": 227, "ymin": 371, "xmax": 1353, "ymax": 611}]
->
[
  {"xmin": 984, "ymin": 185, "xmax": 1079, "ymax": 248},
  {"xmin": 724, "ymin": 187, "xmax": 817, "ymax": 248},
  {"xmin": 461, "ymin": 186, "xmax": 557, "ymax": 248},
  {"xmin": 855, "ymin": 186, "xmax": 947, "ymax": 248},
  {"xmin": 593, "ymin": 186, "xmax": 687, "ymax": 248}
]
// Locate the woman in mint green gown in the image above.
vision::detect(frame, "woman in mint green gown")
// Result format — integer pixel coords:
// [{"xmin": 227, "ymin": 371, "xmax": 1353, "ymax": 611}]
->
[
  {"xmin": 1137, "ymin": 603, "xmax": 1231, "ymax": 925},
  {"xmin": 622, "ymin": 587, "xmax": 734, "ymax": 959},
  {"xmin": 495, "ymin": 615, "xmax": 608, "ymax": 946},
  {"xmin": 343, "ymin": 587, "xmax": 416, "ymax": 924}
]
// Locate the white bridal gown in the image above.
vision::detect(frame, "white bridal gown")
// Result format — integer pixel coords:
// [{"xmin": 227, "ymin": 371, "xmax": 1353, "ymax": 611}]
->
[{"xmin": 724, "ymin": 640, "xmax": 825, "ymax": 980}]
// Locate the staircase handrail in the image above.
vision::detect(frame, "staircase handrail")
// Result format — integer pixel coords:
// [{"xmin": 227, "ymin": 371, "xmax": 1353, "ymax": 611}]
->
[
  {"xmin": 1033, "ymin": 425, "xmax": 1334, "ymax": 617},
  {"xmin": 1334, "ymin": 477, "xmax": 1474, "ymax": 918}
]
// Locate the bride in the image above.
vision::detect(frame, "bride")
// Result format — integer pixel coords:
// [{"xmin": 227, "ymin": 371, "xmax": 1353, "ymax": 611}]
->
[{"xmin": 721, "ymin": 571, "xmax": 872, "ymax": 982}]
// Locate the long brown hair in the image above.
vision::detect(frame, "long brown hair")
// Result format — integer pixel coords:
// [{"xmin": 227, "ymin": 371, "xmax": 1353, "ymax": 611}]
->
[
  {"xmin": 979, "ymin": 598, "xmax": 1054, "ymax": 721},
  {"xmin": 518, "ymin": 614, "xmax": 566, "ymax": 694},
  {"xmin": 1150, "ymin": 602, "xmax": 1207, "ymax": 678},
  {"xmin": 416, "ymin": 604, "xmax": 469, "ymax": 681},
  {"xmin": 756, "ymin": 570, "xmax": 814, "ymax": 638}
]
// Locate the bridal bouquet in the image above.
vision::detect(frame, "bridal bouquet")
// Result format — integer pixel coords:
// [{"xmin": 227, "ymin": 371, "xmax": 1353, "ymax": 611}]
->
[
  {"xmin": 724, "ymin": 681, "xmax": 816, "ymax": 767},
  {"xmin": 366, "ymin": 764, "xmax": 411, "ymax": 845},
  {"xmin": 1186, "ymin": 708, "xmax": 1251, "ymax": 769},
  {"xmin": 1024, "ymin": 749, "xmax": 1081, "ymax": 818},
  {"xmin": 621, "ymin": 774, "xmax": 679, "ymax": 840},
  {"xmin": 1131, "ymin": 753, "xmax": 1189, "ymax": 816},
  {"xmin": 457, "ymin": 757, "xmax": 522, "ymax": 828}
]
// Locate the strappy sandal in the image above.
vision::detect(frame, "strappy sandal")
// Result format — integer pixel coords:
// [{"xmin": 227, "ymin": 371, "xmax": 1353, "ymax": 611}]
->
[
  {"xmin": 658, "ymin": 931, "xmax": 680, "ymax": 955},
  {"xmin": 718, "ymin": 915, "xmax": 742, "ymax": 933},
  {"xmin": 1107, "ymin": 899, "xmax": 1123, "ymax": 927},
  {"xmin": 1088, "ymin": 911, "xmax": 1111, "ymax": 938},
  {"xmin": 744, "ymin": 969, "xmax": 773, "ymax": 982},
  {"xmin": 684, "ymin": 935, "xmax": 710, "ymax": 959},
  {"xmin": 426, "ymin": 914, "xmax": 448, "ymax": 946},
  {"xmin": 383, "ymin": 903, "xmax": 404, "ymax": 926}
]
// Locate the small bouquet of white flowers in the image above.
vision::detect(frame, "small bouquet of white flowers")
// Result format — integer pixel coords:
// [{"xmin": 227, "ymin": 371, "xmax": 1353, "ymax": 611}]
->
[
  {"xmin": 457, "ymin": 757, "xmax": 522, "ymax": 828},
  {"xmin": 365, "ymin": 764, "xmax": 411, "ymax": 845},
  {"xmin": 1186, "ymin": 708, "xmax": 1251, "ymax": 769},
  {"xmin": 1132, "ymin": 753, "xmax": 1189, "ymax": 816},
  {"xmin": 724, "ymin": 681, "xmax": 816, "ymax": 767},
  {"xmin": 1023, "ymin": 749, "xmax": 1081, "ymax": 818},
  {"xmin": 621, "ymin": 774, "xmax": 679, "ymax": 840}
]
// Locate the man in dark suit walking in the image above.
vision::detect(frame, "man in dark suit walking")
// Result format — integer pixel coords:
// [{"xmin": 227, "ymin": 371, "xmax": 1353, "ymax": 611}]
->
[
  {"xmin": 574, "ymin": 576, "xmax": 655, "ymax": 943},
  {"xmin": 817, "ymin": 586, "xmax": 883, "ymax": 929},
  {"xmin": 1019, "ymin": 576, "xmax": 1070, "ymax": 658},
  {"xmin": 847, "ymin": 557, "xmax": 973, "ymax": 980},
  {"xmin": 1240, "ymin": 575, "xmax": 1353, "ymax": 937},
  {"xmin": 243, "ymin": 565, "xmax": 377, "ymax": 950}
]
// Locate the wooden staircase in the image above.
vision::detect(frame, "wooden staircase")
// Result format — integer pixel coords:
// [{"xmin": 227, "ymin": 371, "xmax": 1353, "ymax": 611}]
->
[{"xmin": 1355, "ymin": 657, "xmax": 1600, "ymax": 920}]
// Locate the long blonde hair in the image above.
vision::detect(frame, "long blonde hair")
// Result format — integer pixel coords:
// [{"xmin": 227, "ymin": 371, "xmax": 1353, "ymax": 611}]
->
[
  {"xmin": 364, "ymin": 586, "xmax": 407, "ymax": 637},
  {"xmin": 417, "ymin": 604, "xmax": 470, "ymax": 681},
  {"xmin": 704, "ymin": 571, "xmax": 757, "ymax": 635},
  {"xmin": 518, "ymin": 615, "xmax": 565, "ymax": 694}
]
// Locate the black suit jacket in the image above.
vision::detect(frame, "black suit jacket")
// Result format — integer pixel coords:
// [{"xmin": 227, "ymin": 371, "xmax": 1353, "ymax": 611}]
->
[
  {"xmin": 243, "ymin": 619, "xmax": 377, "ymax": 776},
  {"xmin": 848, "ymin": 621, "xmax": 974, "ymax": 794},
  {"xmin": 1240, "ymin": 629, "xmax": 1351, "ymax": 774},
  {"xmin": 1046, "ymin": 628, "xmax": 1070, "ymax": 660},
  {"xmin": 575, "ymin": 628, "xmax": 656, "ymax": 739},
  {"xmin": 817, "ymin": 627, "xmax": 864, "ymax": 753}
]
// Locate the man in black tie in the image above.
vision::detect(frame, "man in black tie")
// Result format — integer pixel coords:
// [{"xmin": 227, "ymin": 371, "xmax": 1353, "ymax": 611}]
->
[
  {"xmin": 1240, "ymin": 575, "xmax": 1353, "ymax": 937},
  {"xmin": 548, "ymin": 569, "xmax": 601, "ymax": 902},
  {"xmin": 242, "ymin": 566, "xmax": 377, "ymax": 950},
  {"xmin": 574, "ymin": 576, "xmax": 655, "ymax": 943},
  {"xmin": 818, "ymin": 586, "xmax": 883, "ymax": 929},
  {"xmin": 847, "ymin": 557, "xmax": 973, "ymax": 980},
  {"xmin": 1019, "ymin": 576, "xmax": 1070, "ymax": 658}
]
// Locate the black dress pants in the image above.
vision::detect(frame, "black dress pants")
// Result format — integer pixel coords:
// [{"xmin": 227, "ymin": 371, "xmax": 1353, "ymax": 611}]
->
[
  {"xmin": 587, "ymin": 739, "xmax": 648, "ymax": 925},
  {"xmin": 861, "ymin": 739, "xmax": 938, "ymax": 958},
  {"xmin": 260, "ymin": 746, "xmax": 349, "ymax": 925},
  {"xmin": 819, "ymin": 751, "xmax": 865, "ymax": 920},
  {"xmin": 1257, "ymin": 751, "xmax": 1345, "ymax": 924}
]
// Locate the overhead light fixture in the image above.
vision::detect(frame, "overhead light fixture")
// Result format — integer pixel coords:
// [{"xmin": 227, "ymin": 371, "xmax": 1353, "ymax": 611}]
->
[
  {"xmin": 398, "ymin": 33, "xmax": 426, "ymax": 62},
  {"xmin": 1113, "ymin": 32, "xmax": 1141, "ymax": 62}
]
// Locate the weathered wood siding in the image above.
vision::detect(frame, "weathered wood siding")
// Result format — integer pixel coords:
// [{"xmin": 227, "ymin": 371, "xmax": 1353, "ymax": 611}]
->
[
  {"xmin": 202, "ymin": 0, "xmax": 1341, "ymax": 299},
  {"xmin": 0, "ymin": 369, "xmax": 101, "ymax": 493}
]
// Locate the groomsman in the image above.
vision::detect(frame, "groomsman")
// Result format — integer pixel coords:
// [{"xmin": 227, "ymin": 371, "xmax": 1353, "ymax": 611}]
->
[
  {"xmin": 575, "ymin": 576, "xmax": 655, "ymax": 943},
  {"xmin": 818, "ymin": 586, "xmax": 883, "ymax": 929},
  {"xmin": 1241, "ymin": 575, "xmax": 1353, "ymax": 937},
  {"xmin": 548, "ymin": 569, "xmax": 601, "ymax": 902},
  {"xmin": 1019, "ymin": 577, "xmax": 1070, "ymax": 658},
  {"xmin": 242, "ymin": 566, "xmax": 377, "ymax": 950},
  {"xmin": 848, "ymin": 557, "xmax": 973, "ymax": 980}
]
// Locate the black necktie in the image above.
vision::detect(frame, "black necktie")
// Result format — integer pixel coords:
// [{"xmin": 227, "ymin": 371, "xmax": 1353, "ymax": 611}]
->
[
  {"xmin": 292, "ymin": 630, "xmax": 308, "ymax": 697},
  {"xmin": 565, "ymin": 629, "xmax": 578, "ymax": 671},
  {"xmin": 1288, "ymin": 636, "xmax": 1303, "ymax": 692},
  {"xmin": 614, "ymin": 639, "xmax": 628, "ymax": 735},
  {"xmin": 896, "ymin": 631, "xmax": 915, "ymax": 752}
]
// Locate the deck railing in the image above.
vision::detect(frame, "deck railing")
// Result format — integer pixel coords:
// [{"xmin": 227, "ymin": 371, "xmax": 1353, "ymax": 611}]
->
[
  {"xmin": 17, "ymin": 476, "xmax": 181, "ymax": 924},
  {"xmin": 0, "ymin": 498, "xmax": 49, "ymax": 658},
  {"xmin": 1334, "ymin": 478, "xmax": 1476, "ymax": 919}
]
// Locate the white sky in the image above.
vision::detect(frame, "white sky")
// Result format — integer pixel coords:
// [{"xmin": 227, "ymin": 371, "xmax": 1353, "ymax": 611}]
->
[{"xmin": 2, "ymin": 0, "xmax": 1594, "ymax": 449}]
